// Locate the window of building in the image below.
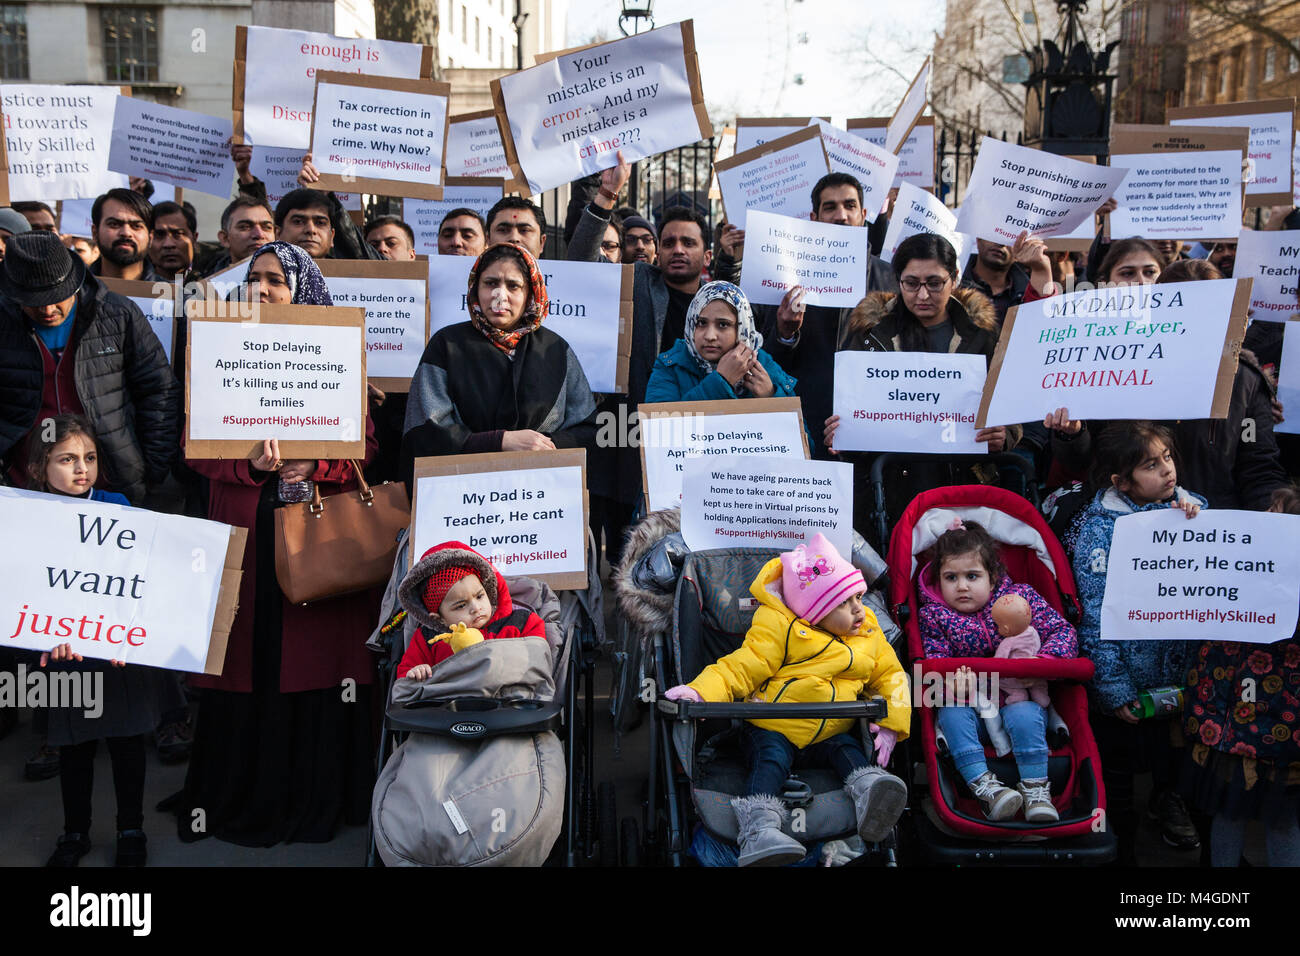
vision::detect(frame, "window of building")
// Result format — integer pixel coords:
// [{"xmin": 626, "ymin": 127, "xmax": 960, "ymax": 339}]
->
[
  {"xmin": 500, "ymin": 36, "xmax": 505, "ymax": 67},
  {"xmin": 488, "ymin": 26, "xmax": 492, "ymax": 57},
  {"xmin": 475, "ymin": 17, "xmax": 480, "ymax": 53},
  {"xmin": 1165, "ymin": 0, "xmax": 1187, "ymax": 35},
  {"xmin": 1198, "ymin": 68, "xmax": 1208, "ymax": 101},
  {"xmin": 1219, "ymin": 61, "xmax": 1231, "ymax": 96},
  {"xmin": 102, "ymin": 6, "xmax": 159, "ymax": 84},
  {"xmin": 1263, "ymin": 47, "xmax": 1276, "ymax": 81},
  {"xmin": 0, "ymin": 4, "xmax": 28, "ymax": 80},
  {"xmin": 1289, "ymin": 38, "xmax": 1299, "ymax": 73},
  {"xmin": 461, "ymin": 6, "xmax": 467, "ymax": 43}
]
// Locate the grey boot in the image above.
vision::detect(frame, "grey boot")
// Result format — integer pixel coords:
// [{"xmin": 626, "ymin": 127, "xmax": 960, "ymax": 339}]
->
[
  {"xmin": 731, "ymin": 795, "xmax": 807, "ymax": 867},
  {"xmin": 844, "ymin": 766, "xmax": 907, "ymax": 843}
]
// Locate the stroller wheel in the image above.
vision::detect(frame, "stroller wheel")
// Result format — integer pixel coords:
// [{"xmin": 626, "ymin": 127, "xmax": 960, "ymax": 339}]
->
[
  {"xmin": 597, "ymin": 782, "xmax": 618, "ymax": 867},
  {"xmin": 620, "ymin": 816, "xmax": 642, "ymax": 868}
]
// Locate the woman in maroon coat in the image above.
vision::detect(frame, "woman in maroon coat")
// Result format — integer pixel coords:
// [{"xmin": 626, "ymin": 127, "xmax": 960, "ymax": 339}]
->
[{"xmin": 167, "ymin": 242, "xmax": 379, "ymax": 846}]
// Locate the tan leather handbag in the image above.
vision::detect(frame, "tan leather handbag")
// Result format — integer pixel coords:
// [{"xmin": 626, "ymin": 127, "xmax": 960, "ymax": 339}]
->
[{"xmin": 274, "ymin": 461, "xmax": 410, "ymax": 605}]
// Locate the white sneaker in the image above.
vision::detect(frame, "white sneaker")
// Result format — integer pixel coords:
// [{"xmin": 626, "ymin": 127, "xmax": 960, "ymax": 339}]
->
[
  {"xmin": 1017, "ymin": 778, "xmax": 1059, "ymax": 822},
  {"xmin": 969, "ymin": 770, "xmax": 1022, "ymax": 821}
]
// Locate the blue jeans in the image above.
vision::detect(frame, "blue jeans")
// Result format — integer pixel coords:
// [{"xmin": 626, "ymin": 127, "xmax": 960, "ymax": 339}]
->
[
  {"xmin": 741, "ymin": 724, "xmax": 869, "ymax": 797},
  {"xmin": 936, "ymin": 701, "xmax": 1048, "ymax": 784}
]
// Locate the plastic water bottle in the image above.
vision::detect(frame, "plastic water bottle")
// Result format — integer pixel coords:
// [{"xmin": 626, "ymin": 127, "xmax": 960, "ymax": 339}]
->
[
  {"xmin": 278, "ymin": 478, "xmax": 314, "ymax": 503},
  {"xmin": 1134, "ymin": 686, "xmax": 1184, "ymax": 719}
]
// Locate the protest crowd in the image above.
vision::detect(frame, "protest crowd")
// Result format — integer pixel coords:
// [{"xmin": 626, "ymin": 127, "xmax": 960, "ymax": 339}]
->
[{"xmin": 1, "ymin": 15, "xmax": 1299, "ymax": 876}]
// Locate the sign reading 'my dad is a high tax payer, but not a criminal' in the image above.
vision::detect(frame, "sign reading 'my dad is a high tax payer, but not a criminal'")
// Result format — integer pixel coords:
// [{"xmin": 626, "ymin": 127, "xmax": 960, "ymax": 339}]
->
[{"xmin": 978, "ymin": 277, "xmax": 1250, "ymax": 428}]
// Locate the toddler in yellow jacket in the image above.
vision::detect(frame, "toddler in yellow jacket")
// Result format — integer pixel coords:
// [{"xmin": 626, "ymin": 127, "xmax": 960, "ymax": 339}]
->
[{"xmin": 666, "ymin": 533, "xmax": 911, "ymax": 866}]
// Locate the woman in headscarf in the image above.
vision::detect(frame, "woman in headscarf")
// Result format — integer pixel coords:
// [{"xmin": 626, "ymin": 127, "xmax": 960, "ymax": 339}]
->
[
  {"xmin": 401, "ymin": 242, "xmax": 597, "ymax": 474},
  {"xmin": 168, "ymin": 240, "xmax": 379, "ymax": 847},
  {"xmin": 645, "ymin": 280, "xmax": 796, "ymax": 403}
]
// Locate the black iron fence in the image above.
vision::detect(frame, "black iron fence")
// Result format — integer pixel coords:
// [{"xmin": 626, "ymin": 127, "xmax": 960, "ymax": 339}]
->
[{"xmin": 935, "ymin": 128, "xmax": 1023, "ymax": 209}]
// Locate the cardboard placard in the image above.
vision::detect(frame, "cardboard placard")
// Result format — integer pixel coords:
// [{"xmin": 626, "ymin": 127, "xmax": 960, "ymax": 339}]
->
[
  {"xmin": 738, "ymin": 209, "xmax": 871, "ymax": 308},
  {"xmin": 99, "ymin": 278, "xmax": 179, "ymax": 364},
  {"xmin": 879, "ymin": 181, "xmax": 970, "ymax": 264},
  {"xmin": 1042, "ymin": 156, "xmax": 1102, "ymax": 252},
  {"xmin": 977, "ymin": 277, "xmax": 1251, "ymax": 427},
  {"xmin": 491, "ymin": 20, "xmax": 713, "ymax": 196},
  {"xmin": 714, "ymin": 125, "xmax": 831, "ymax": 229},
  {"xmin": 446, "ymin": 108, "xmax": 527, "ymax": 192},
  {"xmin": 185, "ymin": 301, "xmax": 367, "ymax": 460},
  {"xmin": 1233, "ymin": 229, "xmax": 1300, "ymax": 321},
  {"xmin": 306, "ymin": 71, "xmax": 451, "ymax": 199},
  {"xmin": 1168, "ymin": 98, "xmax": 1297, "ymax": 205},
  {"xmin": 733, "ymin": 116, "xmax": 830, "ymax": 154},
  {"xmin": 884, "ymin": 57, "xmax": 930, "ymax": 155},
  {"xmin": 410, "ymin": 449, "xmax": 589, "ymax": 590},
  {"xmin": 1, "ymin": 85, "xmax": 131, "ymax": 201},
  {"xmin": 1275, "ymin": 320, "xmax": 1300, "ymax": 436},
  {"xmin": 708, "ymin": 125, "xmax": 736, "ymax": 200},
  {"xmin": 847, "ymin": 115, "xmax": 937, "ymax": 192},
  {"xmin": 107, "ymin": 96, "xmax": 235, "ymax": 199},
  {"xmin": 233, "ymin": 24, "xmax": 435, "ymax": 149},
  {"xmin": 1107, "ymin": 124, "xmax": 1250, "ymax": 242},
  {"xmin": 0, "ymin": 487, "xmax": 247, "ymax": 676},
  {"xmin": 315, "ymin": 259, "xmax": 429, "ymax": 393},
  {"xmin": 248, "ymin": 145, "xmax": 363, "ymax": 210},
  {"xmin": 637, "ymin": 396, "xmax": 809, "ymax": 513}
]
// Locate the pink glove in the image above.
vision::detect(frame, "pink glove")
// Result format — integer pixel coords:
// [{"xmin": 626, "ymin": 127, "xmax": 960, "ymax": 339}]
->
[
  {"xmin": 869, "ymin": 724, "xmax": 898, "ymax": 765},
  {"xmin": 664, "ymin": 685, "xmax": 703, "ymax": 702}
]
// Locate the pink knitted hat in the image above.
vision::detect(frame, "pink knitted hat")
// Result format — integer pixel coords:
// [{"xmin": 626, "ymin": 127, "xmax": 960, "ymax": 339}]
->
[{"xmin": 780, "ymin": 533, "xmax": 867, "ymax": 625}]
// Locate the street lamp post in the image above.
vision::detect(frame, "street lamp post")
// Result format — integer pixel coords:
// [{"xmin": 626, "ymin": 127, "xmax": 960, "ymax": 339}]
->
[
  {"xmin": 619, "ymin": 0, "xmax": 655, "ymax": 37},
  {"xmin": 1022, "ymin": 0, "xmax": 1119, "ymax": 156}
]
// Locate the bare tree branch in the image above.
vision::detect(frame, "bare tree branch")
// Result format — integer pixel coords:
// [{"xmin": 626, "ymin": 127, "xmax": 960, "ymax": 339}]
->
[{"xmin": 1184, "ymin": 0, "xmax": 1300, "ymax": 63}]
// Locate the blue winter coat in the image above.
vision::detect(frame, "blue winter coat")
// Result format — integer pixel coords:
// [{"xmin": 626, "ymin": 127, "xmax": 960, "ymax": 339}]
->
[
  {"xmin": 644, "ymin": 338, "xmax": 797, "ymax": 404},
  {"xmin": 1071, "ymin": 485, "xmax": 1208, "ymax": 711}
]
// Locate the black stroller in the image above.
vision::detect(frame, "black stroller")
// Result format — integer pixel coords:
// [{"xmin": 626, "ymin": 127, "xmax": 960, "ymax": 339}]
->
[
  {"xmin": 640, "ymin": 546, "xmax": 904, "ymax": 866},
  {"xmin": 365, "ymin": 529, "xmax": 608, "ymax": 866}
]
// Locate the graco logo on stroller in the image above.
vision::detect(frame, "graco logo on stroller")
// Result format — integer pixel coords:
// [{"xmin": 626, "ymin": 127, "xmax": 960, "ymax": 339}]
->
[{"xmin": 450, "ymin": 721, "xmax": 487, "ymax": 738}]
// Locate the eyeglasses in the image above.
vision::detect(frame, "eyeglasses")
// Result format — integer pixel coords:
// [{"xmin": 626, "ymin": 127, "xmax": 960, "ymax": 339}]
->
[
  {"xmin": 600, "ymin": 241, "xmax": 621, "ymax": 252},
  {"xmin": 625, "ymin": 234, "xmax": 656, "ymax": 246},
  {"xmin": 899, "ymin": 276, "xmax": 951, "ymax": 294}
]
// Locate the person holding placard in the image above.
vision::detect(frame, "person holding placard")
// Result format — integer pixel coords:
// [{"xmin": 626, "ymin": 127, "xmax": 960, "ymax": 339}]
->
[
  {"xmin": 88, "ymin": 189, "xmax": 159, "ymax": 283},
  {"xmin": 1180, "ymin": 487, "xmax": 1300, "ymax": 867},
  {"xmin": 170, "ymin": 241, "xmax": 380, "ymax": 848},
  {"xmin": 645, "ymin": 281, "xmax": 796, "ymax": 404},
  {"xmin": 1071, "ymin": 422, "xmax": 1206, "ymax": 861},
  {"xmin": 26, "ymin": 415, "xmax": 180, "ymax": 867},
  {"xmin": 277, "ymin": 155, "xmax": 383, "ymax": 261},
  {"xmin": 961, "ymin": 237, "xmax": 1056, "ymax": 325},
  {"xmin": 401, "ymin": 242, "xmax": 597, "ymax": 478}
]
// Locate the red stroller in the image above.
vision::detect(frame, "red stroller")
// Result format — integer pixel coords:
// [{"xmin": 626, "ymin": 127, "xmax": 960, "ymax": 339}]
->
[{"xmin": 887, "ymin": 485, "xmax": 1116, "ymax": 864}]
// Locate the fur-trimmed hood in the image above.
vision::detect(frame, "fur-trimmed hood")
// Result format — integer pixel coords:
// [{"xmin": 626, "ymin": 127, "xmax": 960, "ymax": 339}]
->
[
  {"xmin": 841, "ymin": 287, "xmax": 998, "ymax": 352},
  {"xmin": 397, "ymin": 541, "xmax": 510, "ymax": 631},
  {"xmin": 613, "ymin": 508, "xmax": 682, "ymax": 638}
]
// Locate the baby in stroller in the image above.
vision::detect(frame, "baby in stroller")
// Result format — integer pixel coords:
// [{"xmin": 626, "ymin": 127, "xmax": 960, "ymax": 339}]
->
[
  {"xmin": 395, "ymin": 541, "xmax": 547, "ymax": 680},
  {"xmin": 919, "ymin": 520, "xmax": 1078, "ymax": 822},
  {"xmin": 666, "ymin": 533, "xmax": 911, "ymax": 866}
]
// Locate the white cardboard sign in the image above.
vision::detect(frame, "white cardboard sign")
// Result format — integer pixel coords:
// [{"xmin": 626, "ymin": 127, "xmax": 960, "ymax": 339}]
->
[
  {"xmin": 715, "ymin": 128, "xmax": 830, "ymax": 229},
  {"xmin": 1100, "ymin": 509, "xmax": 1300, "ymax": 644},
  {"xmin": 1233, "ymin": 229, "xmax": 1300, "ymax": 321},
  {"xmin": 956, "ymin": 138, "xmax": 1128, "ymax": 243},
  {"xmin": 852, "ymin": 119, "xmax": 936, "ymax": 190},
  {"xmin": 108, "ymin": 97, "xmax": 235, "ymax": 199},
  {"xmin": 58, "ymin": 199, "xmax": 95, "ymax": 238},
  {"xmin": 880, "ymin": 181, "xmax": 970, "ymax": 263},
  {"xmin": 239, "ymin": 25, "xmax": 427, "ymax": 150},
  {"xmin": 411, "ymin": 465, "xmax": 586, "ymax": 579},
  {"xmin": 640, "ymin": 406, "xmax": 807, "ymax": 512},
  {"xmin": 886, "ymin": 59, "xmax": 930, "ymax": 154},
  {"xmin": 978, "ymin": 278, "xmax": 1244, "ymax": 426},
  {"xmin": 310, "ymin": 79, "xmax": 448, "ymax": 189},
  {"xmin": 318, "ymin": 275, "xmax": 426, "ymax": 382},
  {"xmin": 124, "ymin": 295, "xmax": 175, "ymax": 363},
  {"xmin": 1170, "ymin": 109, "xmax": 1294, "ymax": 199},
  {"xmin": 187, "ymin": 319, "xmax": 364, "ymax": 444},
  {"xmin": 446, "ymin": 113, "xmax": 512, "ymax": 178},
  {"xmin": 0, "ymin": 487, "xmax": 233, "ymax": 672},
  {"xmin": 1109, "ymin": 149, "xmax": 1243, "ymax": 241},
  {"xmin": 404, "ymin": 183, "xmax": 503, "ymax": 255},
  {"xmin": 680, "ymin": 455, "xmax": 853, "ymax": 555},
  {"xmin": 832, "ymin": 351, "xmax": 986, "ymax": 454},
  {"xmin": 807, "ymin": 120, "xmax": 898, "ymax": 224},
  {"xmin": 495, "ymin": 22, "xmax": 709, "ymax": 195},
  {"xmin": 738, "ymin": 209, "xmax": 870, "ymax": 308},
  {"xmin": 2, "ymin": 85, "xmax": 129, "ymax": 200}
]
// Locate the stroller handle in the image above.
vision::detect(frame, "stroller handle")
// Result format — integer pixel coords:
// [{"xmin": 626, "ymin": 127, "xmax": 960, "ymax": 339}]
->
[{"xmin": 657, "ymin": 696, "xmax": 888, "ymax": 721}]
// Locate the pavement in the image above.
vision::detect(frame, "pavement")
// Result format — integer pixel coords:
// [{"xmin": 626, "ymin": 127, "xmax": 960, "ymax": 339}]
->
[{"xmin": 0, "ymin": 556, "xmax": 1260, "ymax": 867}]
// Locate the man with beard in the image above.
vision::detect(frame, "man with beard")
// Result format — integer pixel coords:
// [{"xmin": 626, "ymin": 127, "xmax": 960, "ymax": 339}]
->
[
  {"xmin": 148, "ymin": 200, "xmax": 197, "ymax": 281},
  {"xmin": 1208, "ymin": 240, "xmax": 1236, "ymax": 277},
  {"xmin": 89, "ymin": 188, "xmax": 158, "ymax": 282},
  {"xmin": 436, "ymin": 209, "xmax": 486, "ymax": 257},
  {"xmin": 961, "ymin": 238, "xmax": 1031, "ymax": 324}
]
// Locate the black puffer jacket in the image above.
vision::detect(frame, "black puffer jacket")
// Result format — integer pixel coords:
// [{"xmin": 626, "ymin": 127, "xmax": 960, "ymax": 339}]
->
[{"xmin": 0, "ymin": 274, "xmax": 180, "ymax": 503}]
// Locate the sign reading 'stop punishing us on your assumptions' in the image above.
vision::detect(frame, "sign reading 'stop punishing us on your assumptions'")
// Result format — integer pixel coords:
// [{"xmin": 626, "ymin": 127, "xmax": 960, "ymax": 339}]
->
[{"xmin": 491, "ymin": 21, "xmax": 712, "ymax": 195}]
